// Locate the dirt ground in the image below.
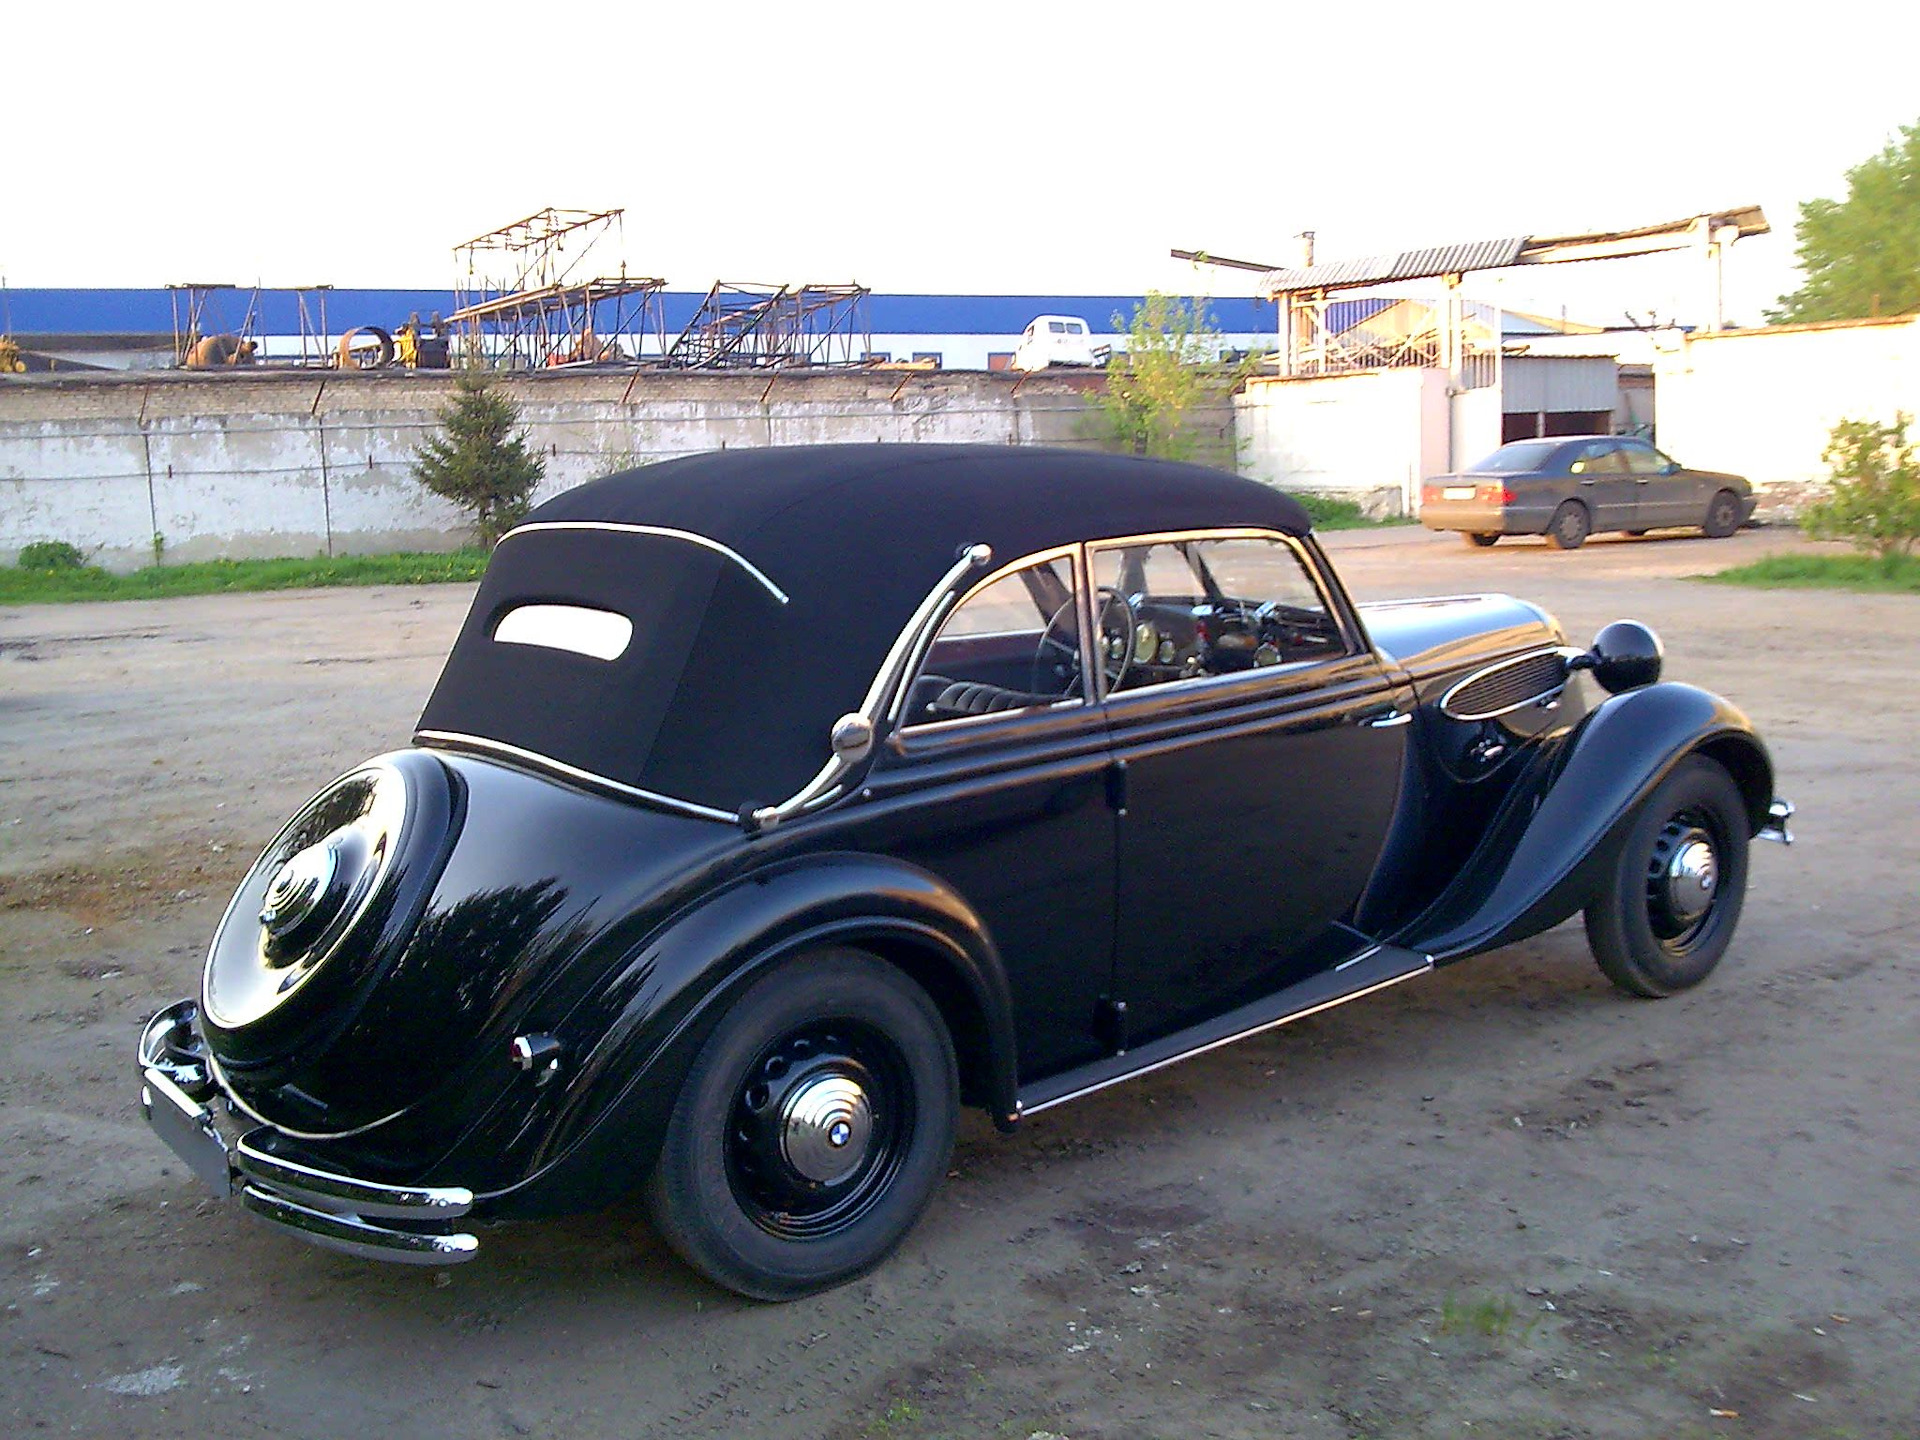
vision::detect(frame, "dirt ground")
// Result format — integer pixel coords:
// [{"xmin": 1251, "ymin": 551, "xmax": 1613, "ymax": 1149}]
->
[{"xmin": 3, "ymin": 523, "xmax": 1915, "ymax": 1440}]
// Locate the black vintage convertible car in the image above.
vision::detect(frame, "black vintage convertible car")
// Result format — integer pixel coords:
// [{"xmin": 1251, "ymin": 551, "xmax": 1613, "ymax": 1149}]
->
[{"xmin": 137, "ymin": 444, "xmax": 1792, "ymax": 1299}]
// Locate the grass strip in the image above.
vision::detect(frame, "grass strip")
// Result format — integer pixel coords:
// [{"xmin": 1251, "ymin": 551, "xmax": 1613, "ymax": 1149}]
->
[
  {"xmin": 1701, "ymin": 551, "xmax": 1920, "ymax": 594},
  {"xmin": 1, "ymin": 550, "xmax": 489, "ymax": 605}
]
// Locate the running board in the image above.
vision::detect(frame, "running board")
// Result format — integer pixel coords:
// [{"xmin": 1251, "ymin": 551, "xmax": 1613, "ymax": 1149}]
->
[{"xmin": 1015, "ymin": 944, "xmax": 1432, "ymax": 1119}]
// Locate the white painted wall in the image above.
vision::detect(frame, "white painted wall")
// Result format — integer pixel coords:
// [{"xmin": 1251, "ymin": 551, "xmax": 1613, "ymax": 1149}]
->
[
  {"xmin": 1234, "ymin": 367, "xmax": 1451, "ymax": 515},
  {"xmin": 1653, "ymin": 316, "xmax": 1920, "ymax": 497},
  {"xmin": 0, "ymin": 370, "xmax": 1146, "ymax": 570}
]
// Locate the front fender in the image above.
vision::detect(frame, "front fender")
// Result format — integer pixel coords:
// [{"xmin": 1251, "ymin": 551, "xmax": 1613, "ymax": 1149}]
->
[
  {"xmin": 469, "ymin": 851, "xmax": 1017, "ymax": 1216},
  {"xmin": 1399, "ymin": 682, "xmax": 1773, "ymax": 963}
]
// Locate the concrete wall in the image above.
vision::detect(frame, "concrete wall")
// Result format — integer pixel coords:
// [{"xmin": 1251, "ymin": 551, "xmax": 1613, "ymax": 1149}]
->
[
  {"xmin": 1653, "ymin": 315, "xmax": 1920, "ymax": 507},
  {"xmin": 0, "ymin": 368, "xmax": 1186, "ymax": 570},
  {"xmin": 1234, "ymin": 368, "xmax": 1450, "ymax": 517}
]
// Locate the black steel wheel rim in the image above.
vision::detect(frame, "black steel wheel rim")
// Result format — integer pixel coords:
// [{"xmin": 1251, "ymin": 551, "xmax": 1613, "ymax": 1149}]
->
[
  {"xmin": 724, "ymin": 1020, "xmax": 913, "ymax": 1242},
  {"xmin": 1643, "ymin": 804, "xmax": 1727, "ymax": 955}
]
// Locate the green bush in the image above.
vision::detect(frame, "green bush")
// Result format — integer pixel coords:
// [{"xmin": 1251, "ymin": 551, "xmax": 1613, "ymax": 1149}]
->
[
  {"xmin": 17, "ymin": 539, "xmax": 88, "ymax": 570},
  {"xmin": 1805, "ymin": 413, "xmax": 1920, "ymax": 565}
]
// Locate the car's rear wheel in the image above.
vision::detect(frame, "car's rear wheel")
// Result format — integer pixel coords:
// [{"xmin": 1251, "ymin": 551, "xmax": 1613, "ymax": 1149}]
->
[
  {"xmin": 1584, "ymin": 755, "xmax": 1749, "ymax": 998},
  {"xmin": 1546, "ymin": 501, "xmax": 1591, "ymax": 550},
  {"xmin": 1464, "ymin": 532, "xmax": 1499, "ymax": 548},
  {"xmin": 1703, "ymin": 489, "xmax": 1743, "ymax": 539},
  {"xmin": 644, "ymin": 948, "xmax": 957, "ymax": 1300}
]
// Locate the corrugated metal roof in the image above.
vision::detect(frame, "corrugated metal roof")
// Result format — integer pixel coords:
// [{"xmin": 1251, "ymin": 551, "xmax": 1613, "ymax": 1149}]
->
[{"xmin": 1263, "ymin": 237, "xmax": 1528, "ymax": 295}]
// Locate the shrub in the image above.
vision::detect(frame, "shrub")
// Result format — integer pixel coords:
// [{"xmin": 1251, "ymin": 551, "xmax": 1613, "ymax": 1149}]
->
[
  {"xmin": 18, "ymin": 540, "xmax": 88, "ymax": 570},
  {"xmin": 1805, "ymin": 413, "xmax": 1920, "ymax": 564},
  {"xmin": 412, "ymin": 371, "xmax": 546, "ymax": 547}
]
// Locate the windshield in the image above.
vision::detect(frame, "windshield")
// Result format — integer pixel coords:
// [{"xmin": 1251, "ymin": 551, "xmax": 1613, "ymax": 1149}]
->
[{"xmin": 1470, "ymin": 441, "xmax": 1562, "ymax": 474}]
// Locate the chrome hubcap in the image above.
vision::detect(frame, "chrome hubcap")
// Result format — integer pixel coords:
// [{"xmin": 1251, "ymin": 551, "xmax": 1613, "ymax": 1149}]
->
[
  {"xmin": 259, "ymin": 837, "xmax": 341, "ymax": 937},
  {"xmin": 779, "ymin": 1072, "xmax": 874, "ymax": 1185},
  {"xmin": 1664, "ymin": 834, "xmax": 1718, "ymax": 922}
]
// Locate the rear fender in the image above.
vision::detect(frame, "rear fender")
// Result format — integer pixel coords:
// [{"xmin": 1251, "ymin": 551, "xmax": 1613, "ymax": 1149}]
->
[
  {"xmin": 1400, "ymin": 683, "xmax": 1773, "ymax": 962},
  {"xmin": 477, "ymin": 853, "xmax": 1016, "ymax": 1216}
]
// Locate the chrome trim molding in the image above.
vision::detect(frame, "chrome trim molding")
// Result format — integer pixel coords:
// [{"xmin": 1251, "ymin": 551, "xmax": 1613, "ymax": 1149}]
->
[
  {"xmin": 413, "ymin": 731, "xmax": 737, "ymax": 823},
  {"xmin": 1759, "ymin": 796, "xmax": 1795, "ymax": 846},
  {"xmin": 498, "ymin": 521, "xmax": 790, "ymax": 605},
  {"xmin": 239, "ymin": 1186, "xmax": 479, "ymax": 1265},
  {"xmin": 207, "ymin": 1050, "xmax": 409, "ymax": 1141},
  {"xmin": 1439, "ymin": 646, "xmax": 1582, "ymax": 722},
  {"xmin": 750, "ymin": 542, "xmax": 995, "ymax": 830},
  {"xmin": 1020, "ymin": 956, "xmax": 1432, "ymax": 1116},
  {"xmin": 234, "ymin": 1135, "xmax": 474, "ymax": 1221}
]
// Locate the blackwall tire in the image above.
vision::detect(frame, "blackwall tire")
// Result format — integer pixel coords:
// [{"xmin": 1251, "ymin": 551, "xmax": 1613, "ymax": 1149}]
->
[
  {"xmin": 644, "ymin": 948, "xmax": 958, "ymax": 1300},
  {"xmin": 1465, "ymin": 532, "xmax": 1499, "ymax": 548},
  {"xmin": 1584, "ymin": 755, "xmax": 1750, "ymax": 998},
  {"xmin": 1703, "ymin": 489, "xmax": 1742, "ymax": 539},
  {"xmin": 1547, "ymin": 501, "xmax": 1591, "ymax": 550}
]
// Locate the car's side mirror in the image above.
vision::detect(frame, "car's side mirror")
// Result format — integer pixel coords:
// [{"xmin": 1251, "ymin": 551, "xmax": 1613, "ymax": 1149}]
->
[
  {"xmin": 1662, "ymin": 460, "xmax": 1679, "ymax": 474},
  {"xmin": 829, "ymin": 713, "xmax": 875, "ymax": 763},
  {"xmin": 1567, "ymin": 620, "xmax": 1663, "ymax": 693}
]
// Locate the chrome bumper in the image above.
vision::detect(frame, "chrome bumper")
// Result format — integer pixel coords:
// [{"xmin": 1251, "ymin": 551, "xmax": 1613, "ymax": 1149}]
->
[
  {"xmin": 138, "ymin": 1000, "xmax": 478, "ymax": 1264},
  {"xmin": 1759, "ymin": 796, "xmax": 1794, "ymax": 845}
]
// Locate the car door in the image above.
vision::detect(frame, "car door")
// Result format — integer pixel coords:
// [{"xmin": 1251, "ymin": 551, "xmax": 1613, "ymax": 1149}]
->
[
  {"xmin": 1619, "ymin": 440, "xmax": 1698, "ymax": 527},
  {"xmin": 1567, "ymin": 440, "xmax": 1638, "ymax": 531},
  {"xmin": 854, "ymin": 546, "xmax": 1118, "ymax": 1079},
  {"xmin": 1094, "ymin": 531, "xmax": 1412, "ymax": 1047}
]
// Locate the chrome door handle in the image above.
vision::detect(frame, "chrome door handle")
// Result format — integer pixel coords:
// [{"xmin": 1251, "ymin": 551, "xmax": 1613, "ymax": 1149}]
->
[{"xmin": 1364, "ymin": 709, "xmax": 1413, "ymax": 728}]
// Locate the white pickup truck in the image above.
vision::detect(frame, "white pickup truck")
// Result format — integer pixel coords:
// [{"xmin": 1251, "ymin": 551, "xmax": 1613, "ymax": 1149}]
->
[{"xmin": 1011, "ymin": 315, "xmax": 1110, "ymax": 371}]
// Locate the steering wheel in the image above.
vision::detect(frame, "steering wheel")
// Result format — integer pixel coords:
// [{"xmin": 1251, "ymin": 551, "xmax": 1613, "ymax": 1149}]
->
[{"xmin": 1033, "ymin": 587, "xmax": 1136, "ymax": 695}]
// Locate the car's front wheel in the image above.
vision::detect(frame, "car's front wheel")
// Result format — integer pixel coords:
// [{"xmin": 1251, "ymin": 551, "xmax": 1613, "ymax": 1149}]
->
[
  {"xmin": 1703, "ymin": 489, "xmax": 1743, "ymax": 539},
  {"xmin": 645, "ymin": 948, "xmax": 958, "ymax": 1300},
  {"xmin": 1546, "ymin": 501, "xmax": 1591, "ymax": 550},
  {"xmin": 1584, "ymin": 755, "xmax": 1750, "ymax": 998}
]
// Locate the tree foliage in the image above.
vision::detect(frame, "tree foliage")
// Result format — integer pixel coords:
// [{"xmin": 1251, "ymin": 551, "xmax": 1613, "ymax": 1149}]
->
[
  {"xmin": 1770, "ymin": 121, "xmax": 1920, "ymax": 324},
  {"xmin": 412, "ymin": 371, "xmax": 545, "ymax": 546},
  {"xmin": 1804, "ymin": 413, "xmax": 1920, "ymax": 563},
  {"xmin": 1091, "ymin": 293, "xmax": 1249, "ymax": 462}
]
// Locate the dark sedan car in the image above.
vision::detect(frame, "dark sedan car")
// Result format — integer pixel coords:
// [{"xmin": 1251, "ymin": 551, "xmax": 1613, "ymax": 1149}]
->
[
  {"xmin": 136, "ymin": 444, "xmax": 1790, "ymax": 1299},
  {"xmin": 1420, "ymin": 435, "xmax": 1755, "ymax": 549}
]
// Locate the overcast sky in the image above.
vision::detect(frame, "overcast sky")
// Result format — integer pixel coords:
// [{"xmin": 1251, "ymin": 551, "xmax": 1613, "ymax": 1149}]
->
[{"xmin": 6, "ymin": 1, "xmax": 1916, "ymax": 329}]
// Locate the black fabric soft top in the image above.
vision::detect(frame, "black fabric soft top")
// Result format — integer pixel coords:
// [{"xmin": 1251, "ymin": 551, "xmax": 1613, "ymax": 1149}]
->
[{"xmin": 416, "ymin": 445, "xmax": 1315, "ymax": 815}]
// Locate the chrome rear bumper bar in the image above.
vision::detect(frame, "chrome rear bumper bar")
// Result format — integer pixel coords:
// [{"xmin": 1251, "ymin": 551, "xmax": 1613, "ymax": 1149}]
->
[
  {"xmin": 1759, "ymin": 796, "xmax": 1794, "ymax": 845},
  {"xmin": 138, "ymin": 998, "xmax": 479, "ymax": 1264}
]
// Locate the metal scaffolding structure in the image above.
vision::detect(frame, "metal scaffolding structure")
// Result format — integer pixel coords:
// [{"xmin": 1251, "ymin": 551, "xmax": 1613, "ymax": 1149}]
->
[
  {"xmin": 664, "ymin": 282, "xmax": 871, "ymax": 369},
  {"xmin": 450, "ymin": 208, "xmax": 665, "ymax": 366},
  {"xmin": 168, "ymin": 283, "xmax": 261, "ymax": 367}
]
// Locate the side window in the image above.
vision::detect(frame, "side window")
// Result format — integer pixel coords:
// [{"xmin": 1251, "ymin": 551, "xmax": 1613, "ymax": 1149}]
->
[
  {"xmin": 1620, "ymin": 442, "xmax": 1666, "ymax": 475},
  {"xmin": 901, "ymin": 554, "xmax": 1085, "ymax": 727},
  {"xmin": 1090, "ymin": 535, "xmax": 1346, "ymax": 695},
  {"xmin": 1569, "ymin": 441, "xmax": 1618, "ymax": 475}
]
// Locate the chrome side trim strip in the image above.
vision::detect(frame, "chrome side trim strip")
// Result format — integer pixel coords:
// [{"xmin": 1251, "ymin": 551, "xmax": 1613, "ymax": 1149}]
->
[
  {"xmin": 749, "ymin": 543, "xmax": 995, "ymax": 829},
  {"xmin": 207, "ymin": 1050, "xmax": 409, "ymax": 1141},
  {"xmin": 239, "ymin": 1186, "xmax": 479, "ymax": 1265},
  {"xmin": 235, "ymin": 1133, "xmax": 473, "ymax": 1220},
  {"xmin": 497, "ymin": 521, "xmax": 790, "ymax": 605},
  {"xmin": 1020, "ymin": 958, "xmax": 1431, "ymax": 1117},
  {"xmin": 413, "ymin": 731, "xmax": 736, "ymax": 823},
  {"xmin": 1439, "ymin": 646, "xmax": 1582, "ymax": 722}
]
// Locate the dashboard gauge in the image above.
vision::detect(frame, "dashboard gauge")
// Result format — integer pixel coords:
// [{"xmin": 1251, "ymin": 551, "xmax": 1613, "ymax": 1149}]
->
[
  {"xmin": 1157, "ymin": 638, "xmax": 1177, "ymax": 664},
  {"xmin": 1254, "ymin": 642, "xmax": 1281, "ymax": 666},
  {"xmin": 1135, "ymin": 621, "xmax": 1158, "ymax": 659}
]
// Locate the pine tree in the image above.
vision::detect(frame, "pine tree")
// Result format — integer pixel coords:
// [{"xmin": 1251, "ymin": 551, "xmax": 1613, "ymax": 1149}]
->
[{"xmin": 412, "ymin": 371, "xmax": 545, "ymax": 546}]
